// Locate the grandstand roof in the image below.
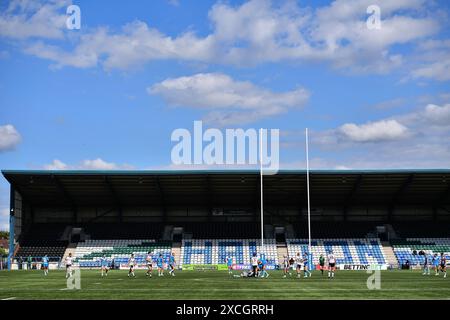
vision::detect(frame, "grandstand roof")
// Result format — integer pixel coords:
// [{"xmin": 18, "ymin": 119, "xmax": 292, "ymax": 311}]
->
[{"xmin": 2, "ymin": 169, "xmax": 450, "ymax": 207}]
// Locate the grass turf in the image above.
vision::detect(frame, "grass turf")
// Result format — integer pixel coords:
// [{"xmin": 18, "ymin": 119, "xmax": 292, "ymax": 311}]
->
[{"xmin": 0, "ymin": 269, "xmax": 449, "ymax": 300}]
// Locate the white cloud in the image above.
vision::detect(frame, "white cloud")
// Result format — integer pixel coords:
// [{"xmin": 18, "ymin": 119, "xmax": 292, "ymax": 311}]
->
[
  {"xmin": 411, "ymin": 59, "xmax": 450, "ymax": 81},
  {"xmin": 423, "ymin": 104, "xmax": 450, "ymax": 126},
  {"xmin": 25, "ymin": 21, "xmax": 216, "ymax": 70},
  {"xmin": 43, "ymin": 159, "xmax": 68, "ymax": 170},
  {"xmin": 80, "ymin": 158, "xmax": 121, "ymax": 170},
  {"xmin": 0, "ymin": 124, "xmax": 21, "ymax": 152},
  {"xmin": 409, "ymin": 39, "xmax": 450, "ymax": 81},
  {"xmin": 43, "ymin": 158, "xmax": 134, "ymax": 170},
  {"xmin": 294, "ymin": 98, "xmax": 450, "ymax": 169},
  {"xmin": 3, "ymin": 0, "xmax": 443, "ymax": 75},
  {"xmin": 148, "ymin": 73, "xmax": 309, "ymax": 125},
  {"xmin": 0, "ymin": 0, "xmax": 69, "ymax": 40},
  {"xmin": 24, "ymin": 41, "xmax": 99, "ymax": 69},
  {"xmin": 338, "ymin": 119, "xmax": 409, "ymax": 142}
]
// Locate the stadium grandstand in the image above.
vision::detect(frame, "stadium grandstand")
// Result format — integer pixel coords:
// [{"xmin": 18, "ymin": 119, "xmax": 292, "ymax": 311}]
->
[{"xmin": 2, "ymin": 169, "xmax": 450, "ymax": 271}]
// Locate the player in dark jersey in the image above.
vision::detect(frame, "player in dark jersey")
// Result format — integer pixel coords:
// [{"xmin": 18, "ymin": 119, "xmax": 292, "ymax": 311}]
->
[
  {"xmin": 439, "ymin": 253, "xmax": 447, "ymax": 278},
  {"xmin": 319, "ymin": 254, "xmax": 325, "ymax": 276},
  {"xmin": 422, "ymin": 254, "xmax": 430, "ymax": 276}
]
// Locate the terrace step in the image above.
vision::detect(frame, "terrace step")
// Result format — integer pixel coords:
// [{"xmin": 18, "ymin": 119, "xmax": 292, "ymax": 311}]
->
[{"xmin": 381, "ymin": 241, "xmax": 398, "ymax": 267}]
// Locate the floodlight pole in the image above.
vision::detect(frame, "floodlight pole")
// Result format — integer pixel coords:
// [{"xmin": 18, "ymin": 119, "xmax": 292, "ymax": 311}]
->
[
  {"xmin": 306, "ymin": 128, "xmax": 312, "ymax": 255},
  {"xmin": 260, "ymin": 128, "xmax": 264, "ymax": 251}
]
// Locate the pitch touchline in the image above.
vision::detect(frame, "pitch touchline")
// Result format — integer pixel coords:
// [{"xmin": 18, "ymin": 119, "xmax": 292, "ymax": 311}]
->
[{"xmin": 2, "ymin": 288, "xmax": 450, "ymax": 292}]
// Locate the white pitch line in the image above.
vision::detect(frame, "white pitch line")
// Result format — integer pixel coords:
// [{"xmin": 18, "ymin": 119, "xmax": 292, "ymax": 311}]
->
[
  {"xmin": 1, "ymin": 297, "xmax": 16, "ymax": 300},
  {"xmin": 2, "ymin": 288, "xmax": 450, "ymax": 292}
]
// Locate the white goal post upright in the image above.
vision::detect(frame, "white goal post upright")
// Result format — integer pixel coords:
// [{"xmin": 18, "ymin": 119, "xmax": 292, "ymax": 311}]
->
[
  {"xmin": 259, "ymin": 128, "xmax": 264, "ymax": 251},
  {"xmin": 306, "ymin": 128, "xmax": 312, "ymax": 257}
]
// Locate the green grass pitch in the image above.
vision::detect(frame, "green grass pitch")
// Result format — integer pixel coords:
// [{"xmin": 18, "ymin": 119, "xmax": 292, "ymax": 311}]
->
[{"xmin": 0, "ymin": 269, "xmax": 449, "ymax": 300}]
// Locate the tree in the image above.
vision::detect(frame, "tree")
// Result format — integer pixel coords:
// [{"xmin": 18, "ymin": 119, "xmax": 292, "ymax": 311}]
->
[{"xmin": 0, "ymin": 231, "xmax": 9, "ymax": 239}]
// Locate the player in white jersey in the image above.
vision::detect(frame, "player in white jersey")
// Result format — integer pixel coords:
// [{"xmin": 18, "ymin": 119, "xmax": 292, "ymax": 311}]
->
[
  {"xmin": 128, "ymin": 254, "xmax": 136, "ymax": 278},
  {"xmin": 295, "ymin": 253, "xmax": 302, "ymax": 278},
  {"xmin": 251, "ymin": 252, "xmax": 258, "ymax": 277},
  {"xmin": 327, "ymin": 251, "xmax": 336, "ymax": 279},
  {"xmin": 65, "ymin": 253, "xmax": 73, "ymax": 279},
  {"xmin": 145, "ymin": 252, "xmax": 153, "ymax": 277}
]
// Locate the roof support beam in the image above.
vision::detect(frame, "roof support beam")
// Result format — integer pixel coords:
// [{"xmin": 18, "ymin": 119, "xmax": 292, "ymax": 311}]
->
[
  {"xmin": 88, "ymin": 207, "xmax": 116, "ymax": 223},
  {"xmin": 388, "ymin": 174, "xmax": 414, "ymax": 221}
]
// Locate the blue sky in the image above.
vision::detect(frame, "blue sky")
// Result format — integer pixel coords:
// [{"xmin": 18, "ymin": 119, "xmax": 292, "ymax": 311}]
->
[{"xmin": 0, "ymin": 0, "xmax": 450, "ymax": 230}]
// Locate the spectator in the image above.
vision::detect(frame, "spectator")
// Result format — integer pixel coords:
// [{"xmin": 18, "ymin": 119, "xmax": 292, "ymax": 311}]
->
[{"xmin": 405, "ymin": 259, "xmax": 410, "ymax": 269}]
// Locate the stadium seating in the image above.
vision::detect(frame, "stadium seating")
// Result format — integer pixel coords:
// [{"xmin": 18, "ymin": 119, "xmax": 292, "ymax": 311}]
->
[
  {"xmin": 293, "ymin": 222, "xmax": 380, "ymax": 238},
  {"xmin": 286, "ymin": 238, "xmax": 387, "ymax": 265},
  {"xmin": 16, "ymin": 224, "xmax": 68, "ymax": 261},
  {"xmin": 81, "ymin": 223, "xmax": 164, "ymax": 240},
  {"xmin": 15, "ymin": 240, "xmax": 68, "ymax": 261},
  {"xmin": 19, "ymin": 223, "xmax": 67, "ymax": 241},
  {"xmin": 180, "ymin": 239, "xmax": 278, "ymax": 266},
  {"xmin": 74, "ymin": 239, "xmax": 172, "ymax": 267},
  {"xmin": 177, "ymin": 222, "xmax": 260, "ymax": 239},
  {"xmin": 392, "ymin": 238, "xmax": 450, "ymax": 266},
  {"xmin": 392, "ymin": 223, "xmax": 450, "ymax": 238}
]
